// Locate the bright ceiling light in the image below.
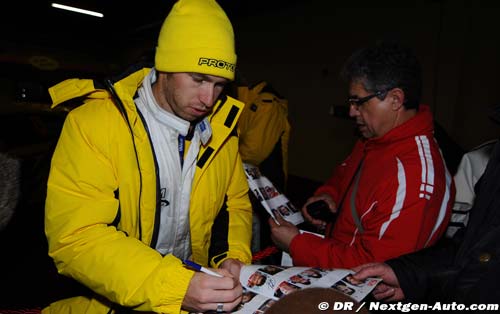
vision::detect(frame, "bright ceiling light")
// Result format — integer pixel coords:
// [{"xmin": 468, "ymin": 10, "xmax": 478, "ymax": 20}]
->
[{"xmin": 51, "ymin": 3, "xmax": 104, "ymax": 18}]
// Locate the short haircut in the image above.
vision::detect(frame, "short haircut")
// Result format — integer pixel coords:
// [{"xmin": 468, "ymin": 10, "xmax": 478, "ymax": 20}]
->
[{"xmin": 341, "ymin": 41, "xmax": 422, "ymax": 110}]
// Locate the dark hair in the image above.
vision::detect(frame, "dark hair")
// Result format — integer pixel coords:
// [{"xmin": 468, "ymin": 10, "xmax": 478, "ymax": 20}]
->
[{"xmin": 341, "ymin": 41, "xmax": 422, "ymax": 110}]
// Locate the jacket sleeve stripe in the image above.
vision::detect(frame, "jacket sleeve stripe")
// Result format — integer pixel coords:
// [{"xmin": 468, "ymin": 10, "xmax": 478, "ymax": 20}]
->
[
  {"xmin": 424, "ymin": 169, "xmax": 452, "ymax": 247},
  {"xmin": 416, "ymin": 135, "xmax": 435, "ymax": 200},
  {"xmin": 379, "ymin": 157, "xmax": 406, "ymax": 239},
  {"xmin": 224, "ymin": 105, "xmax": 239, "ymax": 128},
  {"xmin": 197, "ymin": 147, "xmax": 214, "ymax": 169},
  {"xmin": 421, "ymin": 136, "xmax": 435, "ymax": 191}
]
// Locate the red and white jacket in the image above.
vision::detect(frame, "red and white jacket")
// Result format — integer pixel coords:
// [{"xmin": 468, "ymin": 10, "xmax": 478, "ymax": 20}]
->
[{"xmin": 290, "ymin": 105, "xmax": 455, "ymax": 268}]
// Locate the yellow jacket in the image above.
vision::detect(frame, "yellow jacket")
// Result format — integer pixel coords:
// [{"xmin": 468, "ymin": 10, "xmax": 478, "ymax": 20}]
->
[
  {"xmin": 237, "ymin": 81, "xmax": 291, "ymax": 185},
  {"xmin": 43, "ymin": 68, "xmax": 252, "ymax": 313}
]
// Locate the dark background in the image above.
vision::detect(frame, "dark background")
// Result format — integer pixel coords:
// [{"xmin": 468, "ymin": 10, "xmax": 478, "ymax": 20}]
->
[
  {"xmin": 1, "ymin": 0, "xmax": 500, "ymax": 309},
  {"xmin": 2, "ymin": 0, "xmax": 500, "ymax": 180}
]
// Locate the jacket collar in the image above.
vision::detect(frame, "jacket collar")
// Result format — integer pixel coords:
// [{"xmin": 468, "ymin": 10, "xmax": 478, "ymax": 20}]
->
[
  {"xmin": 363, "ymin": 104, "xmax": 434, "ymax": 150},
  {"xmin": 49, "ymin": 67, "xmax": 245, "ymax": 168}
]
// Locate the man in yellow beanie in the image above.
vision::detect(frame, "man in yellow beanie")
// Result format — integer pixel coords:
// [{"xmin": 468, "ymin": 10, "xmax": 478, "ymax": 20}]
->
[{"xmin": 43, "ymin": 0, "xmax": 252, "ymax": 313}]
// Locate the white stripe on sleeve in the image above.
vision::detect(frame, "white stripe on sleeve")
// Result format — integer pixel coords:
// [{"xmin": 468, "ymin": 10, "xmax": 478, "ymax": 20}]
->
[{"xmin": 379, "ymin": 158, "xmax": 406, "ymax": 239}]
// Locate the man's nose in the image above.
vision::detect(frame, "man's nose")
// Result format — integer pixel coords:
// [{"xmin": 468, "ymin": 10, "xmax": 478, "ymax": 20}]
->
[
  {"xmin": 199, "ymin": 84, "xmax": 216, "ymax": 107},
  {"xmin": 349, "ymin": 104, "xmax": 359, "ymax": 117}
]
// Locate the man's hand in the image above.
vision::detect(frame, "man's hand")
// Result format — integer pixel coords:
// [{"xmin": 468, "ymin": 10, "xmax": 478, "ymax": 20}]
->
[
  {"xmin": 268, "ymin": 213, "xmax": 299, "ymax": 253},
  {"xmin": 219, "ymin": 258, "xmax": 245, "ymax": 280},
  {"xmin": 182, "ymin": 269, "xmax": 243, "ymax": 313},
  {"xmin": 352, "ymin": 262, "xmax": 405, "ymax": 302},
  {"xmin": 301, "ymin": 193, "xmax": 337, "ymax": 229}
]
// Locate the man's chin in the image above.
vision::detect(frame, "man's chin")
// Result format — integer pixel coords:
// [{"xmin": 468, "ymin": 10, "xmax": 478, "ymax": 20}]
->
[
  {"xmin": 189, "ymin": 110, "xmax": 211, "ymax": 121},
  {"xmin": 357, "ymin": 128, "xmax": 373, "ymax": 139},
  {"xmin": 179, "ymin": 112, "xmax": 206, "ymax": 122}
]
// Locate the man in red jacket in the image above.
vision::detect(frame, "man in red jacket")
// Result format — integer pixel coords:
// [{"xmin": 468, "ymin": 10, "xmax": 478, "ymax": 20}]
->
[{"xmin": 270, "ymin": 41, "xmax": 455, "ymax": 268}]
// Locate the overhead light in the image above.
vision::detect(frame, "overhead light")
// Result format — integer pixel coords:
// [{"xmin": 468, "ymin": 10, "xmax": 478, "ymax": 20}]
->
[{"xmin": 51, "ymin": 3, "xmax": 104, "ymax": 18}]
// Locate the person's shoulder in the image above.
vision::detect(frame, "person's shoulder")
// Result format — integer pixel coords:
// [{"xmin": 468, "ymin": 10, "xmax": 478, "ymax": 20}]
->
[
  {"xmin": 469, "ymin": 139, "xmax": 498, "ymax": 154},
  {"xmin": 68, "ymin": 98, "xmax": 121, "ymax": 120},
  {"xmin": 459, "ymin": 139, "xmax": 498, "ymax": 164},
  {"xmin": 64, "ymin": 98, "xmax": 126, "ymax": 136},
  {"xmin": 372, "ymin": 134, "xmax": 424, "ymax": 162},
  {"xmin": 397, "ymin": 132, "xmax": 444, "ymax": 159},
  {"xmin": 387, "ymin": 134, "xmax": 447, "ymax": 173}
]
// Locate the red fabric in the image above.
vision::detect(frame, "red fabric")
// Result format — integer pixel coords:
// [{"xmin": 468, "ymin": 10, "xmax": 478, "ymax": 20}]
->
[
  {"xmin": 290, "ymin": 105, "xmax": 455, "ymax": 268},
  {"xmin": 252, "ymin": 245, "xmax": 279, "ymax": 263}
]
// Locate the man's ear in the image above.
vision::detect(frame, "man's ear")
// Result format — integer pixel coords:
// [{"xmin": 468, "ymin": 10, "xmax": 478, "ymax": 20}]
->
[{"xmin": 388, "ymin": 88, "xmax": 405, "ymax": 111}]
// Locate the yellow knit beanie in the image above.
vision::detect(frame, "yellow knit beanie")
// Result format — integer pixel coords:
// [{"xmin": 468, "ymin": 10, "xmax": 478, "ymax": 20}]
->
[{"xmin": 155, "ymin": 0, "xmax": 236, "ymax": 80}]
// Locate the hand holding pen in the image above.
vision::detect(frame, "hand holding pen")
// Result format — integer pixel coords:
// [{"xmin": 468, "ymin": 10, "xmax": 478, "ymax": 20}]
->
[
  {"xmin": 183, "ymin": 259, "xmax": 224, "ymax": 277},
  {"xmin": 182, "ymin": 259, "xmax": 243, "ymax": 313}
]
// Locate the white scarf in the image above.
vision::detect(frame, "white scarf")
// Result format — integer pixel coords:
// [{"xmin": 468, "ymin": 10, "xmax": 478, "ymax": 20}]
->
[{"xmin": 134, "ymin": 69, "xmax": 212, "ymax": 259}]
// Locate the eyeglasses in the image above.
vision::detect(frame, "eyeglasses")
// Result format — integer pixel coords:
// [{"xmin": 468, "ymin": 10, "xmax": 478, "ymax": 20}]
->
[{"xmin": 347, "ymin": 89, "xmax": 391, "ymax": 109}]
